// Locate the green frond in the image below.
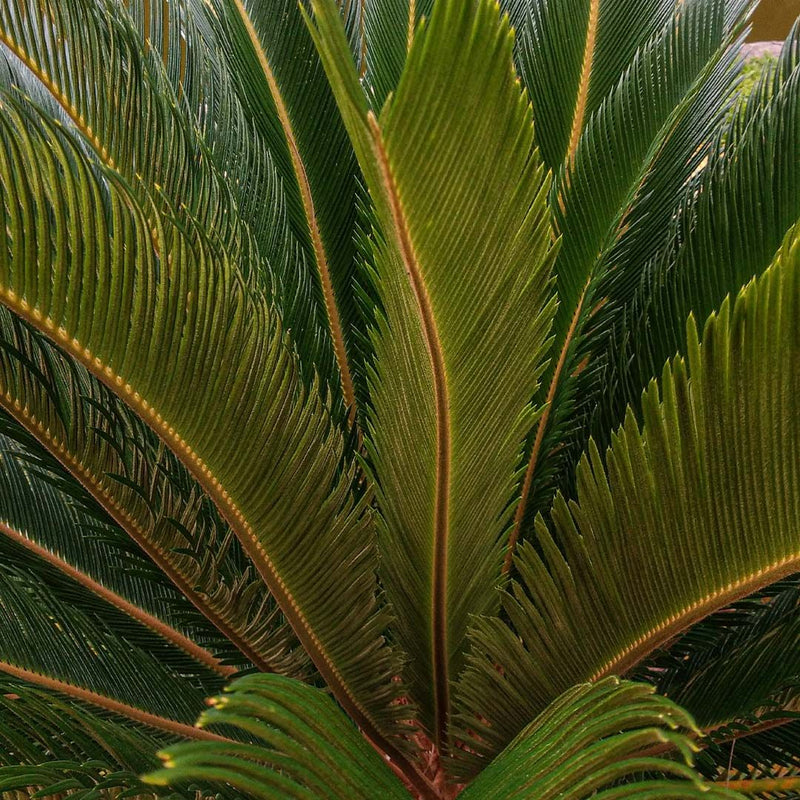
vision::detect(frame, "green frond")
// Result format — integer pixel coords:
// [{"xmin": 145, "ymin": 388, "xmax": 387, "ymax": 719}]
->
[
  {"xmin": 0, "ymin": 564, "xmax": 212, "ymax": 737},
  {"xmin": 0, "ymin": 0, "xmax": 338, "ymax": 400},
  {"xmin": 0, "ymin": 87, "xmax": 409, "ymax": 760},
  {"xmin": 362, "ymin": 0, "xmax": 432, "ymax": 112},
  {"xmin": 0, "ymin": 430, "xmax": 233, "ymax": 684},
  {"xmin": 507, "ymin": 0, "xmax": 749, "ymax": 550},
  {"xmin": 503, "ymin": 0, "xmax": 676, "ymax": 174},
  {"xmin": 459, "ymin": 678, "xmax": 744, "ymax": 800},
  {"xmin": 144, "ymin": 674, "xmax": 409, "ymax": 800},
  {"xmin": 456, "ymin": 226, "xmax": 800, "ymax": 772},
  {"xmin": 640, "ymin": 579, "xmax": 800, "ymax": 728},
  {"xmin": 697, "ymin": 718, "xmax": 800, "ymax": 783},
  {"xmin": 202, "ymin": 0, "xmax": 367, "ymax": 424},
  {"xmin": 0, "ymin": 306, "xmax": 307, "ymax": 678},
  {"xmin": 306, "ymin": 0, "xmax": 557, "ymax": 747}
]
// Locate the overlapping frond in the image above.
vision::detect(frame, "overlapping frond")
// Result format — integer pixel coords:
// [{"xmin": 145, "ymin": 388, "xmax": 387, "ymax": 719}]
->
[
  {"xmin": 506, "ymin": 0, "xmax": 749, "ymax": 557},
  {"xmin": 145, "ymin": 674, "xmax": 410, "ymax": 800},
  {"xmin": 0, "ymin": 564, "xmax": 218, "ymax": 740},
  {"xmin": 595, "ymin": 21, "xmax": 800, "ymax": 445},
  {"xmin": 306, "ymin": 0, "xmax": 557, "ymax": 748},
  {"xmin": 0, "ymin": 0, "xmax": 338, "ymax": 399},
  {"xmin": 640, "ymin": 580, "xmax": 800, "ymax": 728},
  {"xmin": 0, "ymin": 306, "xmax": 306, "ymax": 677},
  {"xmin": 203, "ymin": 0, "xmax": 365, "ymax": 424},
  {"xmin": 0, "ymin": 87, "xmax": 410, "ymax": 768},
  {"xmin": 457, "ymin": 228, "xmax": 800, "ymax": 771},
  {"xmin": 459, "ymin": 679, "xmax": 745, "ymax": 800},
  {"xmin": 0, "ymin": 430, "xmax": 234, "ymax": 683},
  {"xmin": 0, "ymin": 681, "xmax": 173, "ymax": 772}
]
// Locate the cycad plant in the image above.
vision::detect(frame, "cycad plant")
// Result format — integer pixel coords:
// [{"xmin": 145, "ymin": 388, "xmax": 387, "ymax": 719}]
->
[{"xmin": 0, "ymin": 0, "xmax": 799, "ymax": 797}]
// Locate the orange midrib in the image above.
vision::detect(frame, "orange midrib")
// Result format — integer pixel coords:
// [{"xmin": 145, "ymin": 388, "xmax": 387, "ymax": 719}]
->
[
  {"xmin": 0, "ymin": 661, "xmax": 228, "ymax": 742},
  {"xmin": 0, "ymin": 290, "xmax": 437, "ymax": 800},
  {"xmin": 368, "ymin": 113, "xmax": 452, "ymax": 749},
  {"xmin": 566, "ymin": 0, "xmax": 600, "ymax": 164},
  {"xmin": 0, "ymin": 521, "xmax": 234, "ymax": 678},
  {"xmin": 231, "ymin": 0, "xmax": 359, "ymax": 426},
  {"xmin": 0, "ymin": 392, "xmax": 271, "ymax": 675},
  {"xmin": 503, "ymin": 278, "xmax": 591, "ymax": 574}
]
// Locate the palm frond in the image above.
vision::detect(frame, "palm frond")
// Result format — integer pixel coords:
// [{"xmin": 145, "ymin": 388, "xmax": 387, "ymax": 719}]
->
[
  {"xmin": 362, "ymin": 0, "xmax": 432, "ymax": 112},
  {"xmin": 594, "ymin": 20, "xmax": 800, "ymax": 447},
  {"xmin": 503, "ymin": 0, "xmax": 677, "ymax": 174},
  {"xmin": 0, "ymin": 86, "xmax": 411, "ymax": 770},
  {"xmin": 0, "ymin": 564, "xmax": 218, "ymax": 741},
  {"xmin": 306, "ymin": 0, "xmax": 557, "ymax": 749},
  {"xmin": 144, "ymin": 674, "xmax": 410, "ymax": 800},
  {"xmin": 459, "ymin": 678, "xmax": 745, "ymax": 800},
  {"xmin": 0, "ymin": 431, "xmax": 233, "ymax": 683},
  {"xmin": 0, "ymin": 306, "xmax": 306, "ymax": 678},
  {"xmin": 202, "ymin": 0, "xmax": 367, "ymax": 425},
  {"xmin": 0, "ymin": 681, "xmax": 174, "ymax": 772},
  {"xmin": 456, "ymin": 225, "xmax": 800, "ymax": 772},
  {"xmin": 639, "ymin": 579, "xmax": 800, "ymax": 728},
  {"xmin": 505, "ymin": 0, "xmax": 749, "ymax": 559}
]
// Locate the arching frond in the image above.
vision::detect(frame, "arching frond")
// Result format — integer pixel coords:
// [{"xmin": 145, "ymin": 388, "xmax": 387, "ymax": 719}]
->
[
  {"xmin": 306, "ymin": 0, "xmax": 557, "ymax": 748},
  {"xmin": 459, "ymin": 679, "xmax": 745, "ymax": 800},
  {"xmin": 144, "ymin": 674, "xmax": 411, "ymax": 800},
  {"xmin": 506, "ymin": 0, "xmax": 749, "ymax": 560},
  {"xmin": 0, "ymin": 430, "xmax": 233, "ymax": 683},
  {"xmin": 0, "ymin": 564, "xmax": 217, "ymax": 740},
  {"xmin": 0, "ymin": 88, "xmax": 412, "ymax": 775},
  {"xmin": 595, "ymin": 21, "xmax": 800, "ymax": 447},
  {"xmin": 0, "ymin": 307, "xmax": 306, "ymax": 678},
  {"xmin": 457, "ymin": 227, "xmax": 800, "ymax": 772},
  {"xmin": 202, "ymin": 0, "xmax": 366, "ymax": 425},
  {"xmin": 502, "ymin": 0, "xmax": 677, "ymax": 173}
]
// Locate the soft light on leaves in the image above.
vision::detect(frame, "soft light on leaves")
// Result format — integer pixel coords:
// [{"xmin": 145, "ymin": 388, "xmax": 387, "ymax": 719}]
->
[
  {"xmin": 144, "ymin": 674, "xmax": 409, "ymax": 800},
  {"xmin": 0, "ymin": 92, "xmax": 406, "ymax": 752},
  {"xmin": 458, "ymin": 228, "xmax": 800, "ymax": 771},
  {"xmin": 305, "ymin": 0, "xmax": 557, "ymax": 748}
]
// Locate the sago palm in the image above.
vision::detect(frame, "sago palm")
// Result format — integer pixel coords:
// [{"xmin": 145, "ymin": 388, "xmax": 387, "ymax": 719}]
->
[{"xmin": 0, "ymin": 0, "xmax": 798, "ymax": 797}]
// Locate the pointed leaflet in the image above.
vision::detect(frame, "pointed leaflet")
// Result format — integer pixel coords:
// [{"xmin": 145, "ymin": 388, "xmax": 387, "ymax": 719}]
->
[
  {"xmin": 205, "ymin": 0, "xmax": 364, "ymax": 422},
  {"xmin": 459, "ymin": 680, "xmax": 744, "ymax": 800},
  {"xmin": 0, "ymin": 96, "xmax": 412, "ymax": 771},
  {"xmin": 457, "ymin": 229, "xmax": 800, "ymax": 769},
  {"xmin": 145, "ymin": 674, "xmax": 409, "ymax": 800},
  {"xmin": 306, "ymin": 0, "xmax": 557, "ymax": 746}
]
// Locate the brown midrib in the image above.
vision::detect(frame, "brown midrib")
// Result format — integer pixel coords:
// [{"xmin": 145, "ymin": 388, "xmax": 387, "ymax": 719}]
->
[
  {"xmin": 0, "ymin": 521, "xmax": 234, "ymax": 678},
  {"xmin": 231, "ymin": 0, "xmax": 359, "ymax": 427},
  {"xmin": 367, "ymin": 113, "xmax": 451, "ymax": 750},
  {"xmin": 596, "ymin": 552, "xmax": 800, "ymax": 681},
  {"xmin": 0, "ymin": 661, "xmax": 227, "ymax": 742},
  {"xmin": 0, "ymin": 394, "xmax": 271, "ymax": 675},
  {"xmin": 503, "ymin": 278, "xmax": 591, "ymax": 575}
]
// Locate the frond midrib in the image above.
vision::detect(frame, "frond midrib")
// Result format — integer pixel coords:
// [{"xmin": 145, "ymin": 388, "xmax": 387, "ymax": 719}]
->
[{"xmin": 0, "ymin": 521, "xmax": 234, "ymax": 678}]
